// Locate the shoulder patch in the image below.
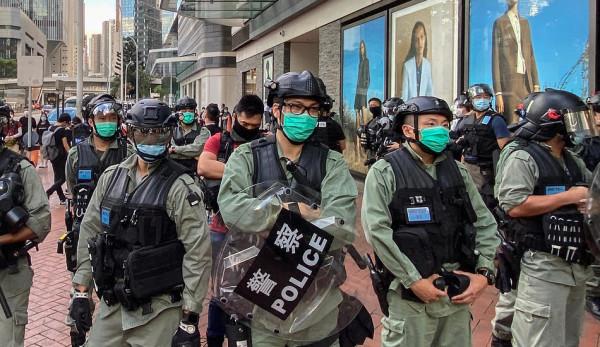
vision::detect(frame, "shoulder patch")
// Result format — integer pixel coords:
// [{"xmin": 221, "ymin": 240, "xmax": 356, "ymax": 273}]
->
[{"xmin": 512, "ymin": 149, "xmax": 532, "ymax": 161}]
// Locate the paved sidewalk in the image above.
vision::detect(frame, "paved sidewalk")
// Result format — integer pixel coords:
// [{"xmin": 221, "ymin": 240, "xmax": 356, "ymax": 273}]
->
[{"xmin": 24, "ymin": 165, "xmax": 600, "ymax": 346}]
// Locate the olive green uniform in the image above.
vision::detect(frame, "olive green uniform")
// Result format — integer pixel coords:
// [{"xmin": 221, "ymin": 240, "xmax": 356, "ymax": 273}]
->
[
  {"xmin": 169, "ymin": 126, "xmax": 210, "ymax": 162},
  {"xmin": 72, "ymin": 155, "xmax": 212, "ymax": 346},
  {"xmin": 217, "ymin": 141, "xmax": 358, "ymax": 347},
  {"xmin": 65, "ymin": 137, "xmax": 133, "ymax": 194},
  {"xmin": 361, "ymin": 144, "xmax": 498, "ymax": 347},
  {"xmin": 64, "ymin": 137, "xmax": 132, "ymax": 329},
  {"xmin": 0, "ymin": 147, "xmax": 51, "ymax": 347},
  {"xmin": 495, "ymin": 142, "xmax": 592, "ymax": 347},
  {"xmin": 490, "ymin": 141, "xmax": 520, "ymax": 342}
]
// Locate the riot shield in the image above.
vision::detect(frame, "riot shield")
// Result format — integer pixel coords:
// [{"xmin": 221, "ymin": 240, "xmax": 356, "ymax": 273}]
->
[
  {"xmin": 586, "ymin": 165, "xmax": 600, "ymax": 260},
  {"xmin": 212, "ymin": 182, "xmax": 365, "ymax": 343}
]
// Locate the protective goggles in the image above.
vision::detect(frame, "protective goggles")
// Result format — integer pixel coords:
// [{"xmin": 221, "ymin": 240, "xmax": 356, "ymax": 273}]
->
[
  {"xmin": 92, "ymin": 102, "xmax": 122, "ymax": 117},
  {"xmin": 127, "ymin": 124, "xmax": 172, "ymax": 146}
]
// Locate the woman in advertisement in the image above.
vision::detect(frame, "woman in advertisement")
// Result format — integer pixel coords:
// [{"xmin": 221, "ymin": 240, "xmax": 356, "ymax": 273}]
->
[
  {"xmin": 401, "ymin": 21, "xmax": 433, "ymax": 101},
  {"xmin": 354, "ymin": 40, "xmax": 370, "ymax": 130}
]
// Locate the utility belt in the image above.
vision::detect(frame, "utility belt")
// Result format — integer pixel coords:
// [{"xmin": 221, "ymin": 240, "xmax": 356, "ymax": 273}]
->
[
  {"xmin": 88, "ymin": 234, "xmax": 185, "ymax": 311},
  {"xmin": 523, "ymin": 211, "xmax": 592, "ymax": 265},
  {"xmin": 57, "ymin": 222, "xmax": 79, "ymax": 273},
  {"xmin": 199, "ymin": 179, "xmax": 221, "ymax": 212}
]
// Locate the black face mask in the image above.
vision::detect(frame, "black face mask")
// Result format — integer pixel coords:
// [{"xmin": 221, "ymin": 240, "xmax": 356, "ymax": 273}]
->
[
  {"xmin": 369, "ymin": 106, "xmax": 382, "ymax": 118},
  {"xmin": 232, "ymin": 120, "xmax": 260, "ymax": 141}
]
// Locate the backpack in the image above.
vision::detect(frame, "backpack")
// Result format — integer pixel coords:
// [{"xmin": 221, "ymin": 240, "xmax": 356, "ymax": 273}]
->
[{"xmin": 41, "ymin": 126, "xmax": 61, "ymax": 161}]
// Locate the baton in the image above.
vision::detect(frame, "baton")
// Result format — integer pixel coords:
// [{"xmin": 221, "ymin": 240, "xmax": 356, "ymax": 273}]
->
[{"xmin": 0, "ymin": 285, "xmax": 12, "ymax": 319}]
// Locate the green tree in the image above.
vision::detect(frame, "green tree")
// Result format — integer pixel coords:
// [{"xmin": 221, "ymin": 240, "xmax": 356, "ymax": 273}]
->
[{"xmin": 0, "ymin": 58, "xmax": 17, "ymax": 78}]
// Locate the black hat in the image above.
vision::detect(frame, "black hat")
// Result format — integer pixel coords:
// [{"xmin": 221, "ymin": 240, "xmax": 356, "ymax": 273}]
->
[
  {"xmin": 266, "ymin": 70, "xmax": 326, "ymax": 107},
  {"xmin": 393, "ymin": 96, "xmax": 453, "ymax": 130},
  {"xmin": 175, "ymin": 96, "xmax": 197, "ymax": 111},
  {"xmin": 515, "ymin": 89, "xmax": 591, "ymax": 144},
  {"xmin": 467, "ymin": 84, "xmax": 494, "ymax": 101},
  {"xmin": 126, "ymin": 99, "xmax": 175, "ymax": 128}
]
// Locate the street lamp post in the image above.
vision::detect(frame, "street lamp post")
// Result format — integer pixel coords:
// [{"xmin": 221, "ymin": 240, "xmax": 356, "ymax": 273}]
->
[
  {"xmin": 124, "ymin": 61, "xmax": 134, "ymax": 104},
  {"xmin": 126, "ymin": 37, "xmax": 139, "ymax": 103}
]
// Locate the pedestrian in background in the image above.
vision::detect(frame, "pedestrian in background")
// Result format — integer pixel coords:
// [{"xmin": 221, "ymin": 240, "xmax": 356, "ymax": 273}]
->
[{"xmin": 45, "ymin": 113, "xmax": 72, "ymax": 204}]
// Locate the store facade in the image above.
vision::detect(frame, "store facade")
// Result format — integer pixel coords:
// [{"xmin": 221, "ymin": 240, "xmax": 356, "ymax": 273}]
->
[{"xmin": 164, "ymin": 0, "xmax": 599, "ymax": 174}]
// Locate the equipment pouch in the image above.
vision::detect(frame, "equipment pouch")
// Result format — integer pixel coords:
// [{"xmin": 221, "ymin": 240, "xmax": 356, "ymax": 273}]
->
[
  {"xmin": 88, "ymin": 235, "xmax": 112, "ymax": 298},
  {"xmin": 124, "ymin": 240, "xmax": 185, "ymax": 300},
  {"xmin": 542, "ymin": 211, "xmax": 590, "ymax": 264},
  {"xmin": 391, "ymin": 227, "xmax": 435, "ymax": 277}
]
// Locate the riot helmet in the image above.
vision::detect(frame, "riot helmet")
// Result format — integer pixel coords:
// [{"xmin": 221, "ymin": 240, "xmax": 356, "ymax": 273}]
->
[
  {"xmin": 175, "ymin": 96, "xmax": 197, "ymax": 112},
  {"xmin": 315, "ymin": 77, "xmax": 334, "ymax": 113},
  {"xmin": 125, "ymin": 99, "xmax": 175, "ymax": 162},
  {"xmin": 467, "ymin": 83, "xmax": 494, "ymax": 112},
  {"xmin": 265, "ymin": 71, "xmax": 326, "ymax": 144},
  {"xmin": 452, "ymin": 93, "xmax": 470, "ymax": 118},
  {"xmin": 265, "ymin": 70, "xmax": 326, "ymax": 108},
  {"xmin": 514, "ymin": 89, "xmax": 595, "ymax": 146},
  {"xmin": 394, "ymin": 96, "xmax": 452, "ymax": 154},
  {"xmin": 81, "ymin": 94, "xmax": 97, "ymax": 120},
  {"xmin": 87, "ymin": 94, "xmax": 122, "ymax": 141}
]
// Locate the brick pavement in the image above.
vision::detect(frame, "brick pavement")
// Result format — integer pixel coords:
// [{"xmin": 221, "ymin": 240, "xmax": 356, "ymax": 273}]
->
[{"xmin": 23, "ymin": 165, "xmax": 600, "ymax": 346}]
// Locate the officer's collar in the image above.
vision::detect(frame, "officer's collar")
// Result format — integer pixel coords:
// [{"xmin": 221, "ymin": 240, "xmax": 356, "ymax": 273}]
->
[{"xmin": 402, "ymin": 142, "xmax": 447, "ymax": 165}]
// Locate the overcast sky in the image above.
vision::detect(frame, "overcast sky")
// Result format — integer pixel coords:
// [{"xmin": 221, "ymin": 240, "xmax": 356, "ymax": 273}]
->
[{"xmin": 85, "ymin": 0, "xmax": 116, "ymax": 35}]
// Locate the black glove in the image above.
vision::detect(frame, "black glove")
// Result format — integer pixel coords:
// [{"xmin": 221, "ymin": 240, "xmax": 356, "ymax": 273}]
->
[
  {"xmin": 172, "ymin": 320, "xmax": 200, "ymax": 347},
  {"xmin": 70, "ymin": 325, "xmax": 86, "ymax": 347},
  {"xmin": 69, "ymin": 290, "xmax": 92, "ymax": 333}
]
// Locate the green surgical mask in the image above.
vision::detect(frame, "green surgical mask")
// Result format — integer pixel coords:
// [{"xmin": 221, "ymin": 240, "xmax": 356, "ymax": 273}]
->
[
  {"xmin": 282, "ymin": 112, "xmax": 317, "ymax": 143},
  {"xmin": 182, "ymin": 112, "xmax": 195, "ymax": 125},
  {"xmin": 95, "ymin": 122, "xmax": 118, "ymax": 138},
  {"xmin": 417, "ymin": 126, "xmax": 450, "ymax": 154}
]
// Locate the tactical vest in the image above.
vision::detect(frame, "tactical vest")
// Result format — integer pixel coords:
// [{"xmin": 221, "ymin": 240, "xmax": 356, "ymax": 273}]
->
[
  {"xmin": 217, "ymin": 131, "xmax": 235, "ymax": 163},
  {"xmin": 172, "ymin": 127, "xmax": 201, "ymax": 170},
  {"xmin": 509, "ymin": 140, "xmax": 590, "ymax": 264},
  {"xmin": 385, "ymin": 148, "xmax": 478, "ymax": 277},
  {"xmin": 173, "ymin": 127, "xmax": 200, "ymax": 146},
  {"xmin": 250, "ymin": 135, "xmax": 328, "ymax": 201},
  {"xmin": 463, "ymin": 111, "xmax": 501, "ymax": 165},
  {"xmin": 92, "ymin": 159, "xmax": 188, "ymax": 308},
  {"xmin": 73, "ymin": 140, "xmax": 127, "ymax": 220}
]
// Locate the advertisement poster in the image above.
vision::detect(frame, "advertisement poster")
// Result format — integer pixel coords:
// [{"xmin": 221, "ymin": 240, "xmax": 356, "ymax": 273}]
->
[
  {"xmin": 391, "ymin": 0, "xmax": 458, "ymax": 105},
  {"xmin": 469, "ymin": 0, "xmax": 590, "ymax": 124},
  {"xmin": 262, "ymin": 53, "xmax": 274, "ymax": 98},
  {"xmin": 341, "ymin": 15, "xmax": 386, "ymax": 174}
]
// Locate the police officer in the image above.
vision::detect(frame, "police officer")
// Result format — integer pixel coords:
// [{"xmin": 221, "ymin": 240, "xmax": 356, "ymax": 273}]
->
[
  {"xmin": 169, "ymin": 96, "xmax": 211, "ymax": 170},
  {"xmin": 64, "ymin": 94, "xmax": 130, "ymax": 346},
  {"xmin": 70, "ymin": 99, "xmax": 211, "ymax": 346},
  {"xmin": 450, "ymin": 93, "xmax": 471, "ymax": 132},
  {"xmin": 495, "ymin": 89, "xmax": 593, "ymax": 347},
  {"xmin": 218, "ymin": 70, "xmax": 358, "ymax": 346},
  {"xmin": 309, "ymin": 82, "xmax": 346, "ymax": 153},
  {"xmin": 361, "ymin": 96, "xmax": 498, "ymax": 347},
  {"xmin": 460, "ymin": 83, "xmax": 511, "ymax": 209},
  {"xmin": 583, "ymin": 93, "xmax": 600, "ymax": 320},
  {"xmin": 202, "ymin": 103, "xmax": 223, "ymax": 136},
  {"xmin": 197, "ymin": 94, "xmax": 264, "ymax": 347},
  {"xmin": 0, "ymin": 100, "xmax": 51, "ymax": 347}
]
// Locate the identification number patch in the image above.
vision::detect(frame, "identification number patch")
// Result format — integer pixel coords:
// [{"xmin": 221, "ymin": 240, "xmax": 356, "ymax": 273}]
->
[
  {"xmin": 406, "ymin": 207, "xmax": 432, "ymax": 222},
  {"xmin": 101, "ymin": 208, "xmax": 110, "ymax": 226},
  {"xmin": 78, "ymin": 169, "xmax": 92, "ymax": 180},
  {"xmin": 545, "ymin": 185, "xmax": 566, "ymax": 195},
  {"xmin": 318, "ymin": 121, "xmax": 327, "ymax": 128},
  {"xmin": 482, "ymin": 115, "xmax": 491, "ymax": 125}
]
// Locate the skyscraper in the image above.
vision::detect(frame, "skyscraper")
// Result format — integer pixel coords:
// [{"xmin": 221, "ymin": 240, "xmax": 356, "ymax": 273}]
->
[
  {"xmin": 121, "ymin": 0, "xmax": 162, "ymax": 67},
  {"xmin": 0, "ymin": 0, "xmax": 65, "ymax": 42},
  {"xmin": 89, "ymin": 34, "xmax": 102, "ymax": 75}
]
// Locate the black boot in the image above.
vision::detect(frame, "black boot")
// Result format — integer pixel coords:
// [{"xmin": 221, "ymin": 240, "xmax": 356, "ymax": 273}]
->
[
  {"xmin": 586, "ymin": 296, "xmax": 600, "ymax": 321},
  {"xmin": 491, "ymin": 335, "xmax": 512, "ymax": 347},
  {"xmin": 206, "ymin": 336, "xmax": 224, "ymax": 347}
]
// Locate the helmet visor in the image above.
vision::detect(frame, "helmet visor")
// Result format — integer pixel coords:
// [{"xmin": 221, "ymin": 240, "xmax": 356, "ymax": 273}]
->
[
  {"xmin": 564, "ymin": 109, "xmax": 598, "ymax": 145},
  {"xmin": 92, "ymin": 102, "xmax": 122, "ymax": 117},
  {"xmin": 128, "ymin": 125, "xmax": 172, "ymax": 146}
]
